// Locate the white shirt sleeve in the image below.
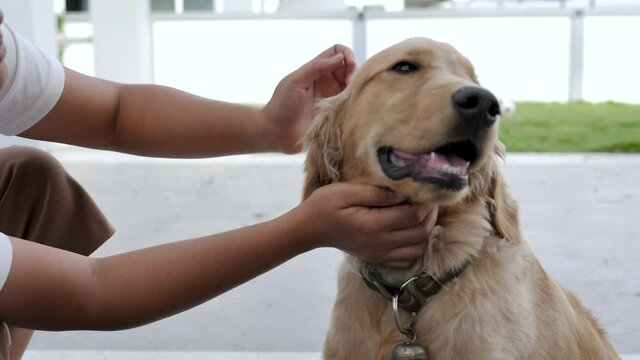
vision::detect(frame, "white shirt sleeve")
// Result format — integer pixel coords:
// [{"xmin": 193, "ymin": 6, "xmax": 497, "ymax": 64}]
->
[
  {"xmin": 0, "ymin": 233, "xmax": 12, "ymax": 292},
  {"xmin": 0, "ymin": 23, "xmax": 65, "ymax": 136}
]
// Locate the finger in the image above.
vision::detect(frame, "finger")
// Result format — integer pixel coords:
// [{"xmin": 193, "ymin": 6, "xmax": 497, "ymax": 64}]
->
[
  {"xmin": 421, "ymin": 206, "xmax": 439, "ymax": 232},
  {"xmin": 313, "ymin": 44, "xmax": 353, "ymax": 62},
  {"xmin": 379, "ymin": 243, "xmax": 427, "ymax": 267},
  {"xmin": 312, "ymin": 45, "xmax": 338, "ymax": 60},
  {"xmin": 303, "ymin": 44, "xmax": 355, "ymax": 83},
  {"xmin": 335, "ymin": 44, "xmax": 357, "ymax": 69},
  {"xmin": 297, "ymin": 52, "xmax": 344, "ymax": 82},
  {"xmin": 331, "ymin": 44, "xmax": 357, "ymax": 85},
  {"xmin": 386, "ymin": 226, "xmax": 429, "ymax": 248},
  {"xmin": 332, "ymin": 183, "xmax": 406, "ymax": 208},
  {"xmin": 371, "ymin": 204, "xmax": 422, "ymax": 231}
]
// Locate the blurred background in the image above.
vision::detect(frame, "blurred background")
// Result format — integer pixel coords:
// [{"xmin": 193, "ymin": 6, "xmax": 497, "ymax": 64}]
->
[
  {"xmin": 58, "ymin": 0, "xmax": 640, "ymax": 105},
  {"xmin": 0, "ymin": 0, "xmax": 639, "ymax": 359}
]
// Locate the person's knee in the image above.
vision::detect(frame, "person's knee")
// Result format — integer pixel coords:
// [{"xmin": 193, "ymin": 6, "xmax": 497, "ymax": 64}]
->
[
  {"xmin": 0, "ymin": 146, "xmax": 113, "ymax": 254},
  {"xmin": 3, "ymin": 145, "xmax": 67, "ymax": 183}
]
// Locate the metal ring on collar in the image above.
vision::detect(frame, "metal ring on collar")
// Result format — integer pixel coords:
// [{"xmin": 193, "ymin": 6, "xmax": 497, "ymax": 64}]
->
[{"xmin": 392, "ymin": 276, "xmax": 420, "ymax": 343}]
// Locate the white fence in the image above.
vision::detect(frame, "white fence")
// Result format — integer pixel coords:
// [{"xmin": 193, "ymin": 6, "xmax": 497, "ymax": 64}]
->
[
  {"xmin": 58, "ymin": 7, "xmax": 640, "ymax": 105},
  {"xmin": 61, "ymin": 7, "xmax": 640, "ymax": 105}
]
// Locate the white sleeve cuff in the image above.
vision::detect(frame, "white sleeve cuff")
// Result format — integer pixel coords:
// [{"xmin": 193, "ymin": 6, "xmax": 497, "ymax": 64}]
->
[{"xmin": 0, "ymin": 24, "xmax": 65, "ymax": 136}]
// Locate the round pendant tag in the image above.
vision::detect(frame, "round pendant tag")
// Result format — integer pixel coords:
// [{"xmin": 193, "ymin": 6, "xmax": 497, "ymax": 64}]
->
[{"xmin": 390, "ymin": 342, "xmax": 429, "ymax": 360}]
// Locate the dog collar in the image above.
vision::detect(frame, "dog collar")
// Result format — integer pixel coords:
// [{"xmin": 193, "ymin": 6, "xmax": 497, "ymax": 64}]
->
[{"xmin": 360, "ymin": 261, "xmax": 470, "ymax": 314}]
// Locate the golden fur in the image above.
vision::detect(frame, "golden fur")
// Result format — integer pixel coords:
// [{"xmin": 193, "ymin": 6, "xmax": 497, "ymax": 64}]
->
[{"xmin": 303, "ymin": 38, "xmax": 619, "ymax": 360}]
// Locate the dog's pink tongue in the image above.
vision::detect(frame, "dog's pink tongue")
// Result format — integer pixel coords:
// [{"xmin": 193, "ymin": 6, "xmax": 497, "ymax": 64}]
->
[{"xmin": 415, "ymin": 152, "xmax": 470, "ymax": 178}]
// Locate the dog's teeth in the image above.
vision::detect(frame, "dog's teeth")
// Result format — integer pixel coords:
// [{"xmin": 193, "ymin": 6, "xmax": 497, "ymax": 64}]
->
[
  {"xmin": 390, "ymin": 152, "xmax": 406, "ymax": 166},
  {"xmin": 439, "ymin": 164, "xmax": 467, "ymax": 176}
]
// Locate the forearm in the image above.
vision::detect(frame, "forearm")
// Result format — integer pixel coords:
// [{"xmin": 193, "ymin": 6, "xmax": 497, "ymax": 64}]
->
[
  {"xmin": 108, "ymin": 85, "xmax": 276, "ymax": 157},
  {"xmin": 0, "ymin": 211, "xmax": 313, "ymax": 331},
  {"xmin": 89, "ymin": 213, "xmax": 310, "ymax": 330},
  {"xmin": 21, "ymin": 68, "xmax": 278, "ymax": 157},
  {"xmin": 0, "ymin": 184, "xmax": 430, "ymax": 331}
]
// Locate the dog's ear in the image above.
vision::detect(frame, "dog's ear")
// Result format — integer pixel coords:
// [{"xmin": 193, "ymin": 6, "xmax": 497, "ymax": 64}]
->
[
  {"xmin": 486, "ymin": 142, "xmax": 522, "ymax": 242},
  {"xmin": 302, "ymin": 94, "xmax": 348, "ymax": 200}
]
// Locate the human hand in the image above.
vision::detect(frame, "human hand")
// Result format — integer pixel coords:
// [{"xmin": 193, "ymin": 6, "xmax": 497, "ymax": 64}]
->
[
  {"xmin": 260, "ymin": 45, "xmax": 356, "ymax": 154},
  {"xmin": 0, "ymin": 10, "xmax": 8, "ymax": 88},
  {"xmin": 293, "ymin": 183, "xmax": 438, "ymax": 268}
]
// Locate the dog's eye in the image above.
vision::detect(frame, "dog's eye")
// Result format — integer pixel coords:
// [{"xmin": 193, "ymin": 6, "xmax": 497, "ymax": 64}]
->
[{"xmin": 391, "ymin": 61, "xmax": 419, "ymax": 74}]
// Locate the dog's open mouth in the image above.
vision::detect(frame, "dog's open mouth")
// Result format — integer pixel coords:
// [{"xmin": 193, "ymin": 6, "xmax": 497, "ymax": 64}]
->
[{"xmin": 377, "ymin": 140, "xmax": 477, "ymax": 190}]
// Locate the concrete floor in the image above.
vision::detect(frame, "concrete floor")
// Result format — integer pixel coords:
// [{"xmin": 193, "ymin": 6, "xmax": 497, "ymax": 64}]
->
[{"xmin": 24, "ymin": 149, "xmax": 640, "ymax": 355}]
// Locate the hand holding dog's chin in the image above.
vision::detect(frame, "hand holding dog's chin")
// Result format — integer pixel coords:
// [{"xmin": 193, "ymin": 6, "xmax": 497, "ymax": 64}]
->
[{"xmin": 290, "ymin": 183, "xmax": 436, "ymax": 268}]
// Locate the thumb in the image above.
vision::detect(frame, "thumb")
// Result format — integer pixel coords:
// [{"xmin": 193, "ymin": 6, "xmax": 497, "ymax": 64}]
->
[
  {"xmin": 336, "ymin": 183, "xmax": 406, "ymax": 208},
  {"xmin": 420, "ymin": 205, "xmax": 439, "ymax": 232}
]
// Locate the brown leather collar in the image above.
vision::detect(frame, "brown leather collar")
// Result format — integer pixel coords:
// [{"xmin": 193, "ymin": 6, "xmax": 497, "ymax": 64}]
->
[{"xmin": 360, "ymin": 260, "xmax": 470, "ymax": 313}]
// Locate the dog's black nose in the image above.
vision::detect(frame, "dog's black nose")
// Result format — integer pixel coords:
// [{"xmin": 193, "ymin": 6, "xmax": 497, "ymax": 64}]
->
[{"xmin": 451, "ymin": 86, "xmax": 500, "ymax": 127}]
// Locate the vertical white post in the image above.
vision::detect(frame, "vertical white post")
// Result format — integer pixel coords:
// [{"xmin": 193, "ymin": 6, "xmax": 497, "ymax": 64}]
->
[
  {"xmin": 568, "ymin": 9, "xmax": 585, "ymax": 102},
  {"xmin": 353, "ymin": 9, "xmax": 367, "ymax": 64},
  {"xmin": 0, "ymin": 0, "xmax": 57, "ymax": 57},
  {"xmin": 175, "ymin": 0, "xmax": 185, "ymax": 14},
  {"xmin": 90, "ymin": 0, "xmax": 153, "ymax": 83}
]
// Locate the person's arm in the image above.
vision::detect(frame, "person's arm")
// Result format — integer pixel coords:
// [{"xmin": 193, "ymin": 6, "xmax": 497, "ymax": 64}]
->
[
  {"xmin": 0, "ymin": 183, "xmax": 437, "ymax": 331},
  {"xmin": 19, "ymin": 46, "xmax": 356, "ymax": 157}
]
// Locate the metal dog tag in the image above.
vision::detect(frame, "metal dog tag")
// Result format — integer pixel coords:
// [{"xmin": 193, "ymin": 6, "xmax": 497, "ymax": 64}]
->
[{"xmin": 390, "ymin": 342, "xmax": 429, "ymax": 360}]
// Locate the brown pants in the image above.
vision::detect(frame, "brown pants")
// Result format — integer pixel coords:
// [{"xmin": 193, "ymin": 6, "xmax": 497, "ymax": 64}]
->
[{"xmin": 0, "ymin": 146, "xmax": 115, "ymax": 359}]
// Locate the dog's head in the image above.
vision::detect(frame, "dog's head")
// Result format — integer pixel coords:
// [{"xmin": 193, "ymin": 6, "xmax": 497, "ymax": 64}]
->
[{"xmin": 304, "ymin": 37, "xmax": 518, "ymax": 240}]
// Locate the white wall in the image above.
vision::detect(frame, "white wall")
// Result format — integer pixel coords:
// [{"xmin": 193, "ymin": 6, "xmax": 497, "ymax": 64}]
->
[
  {"xmin": 153, "ymin": 19, "xmax": 353, "ymax": 103},
  {"xmin": 367, "ymin": 17, "xmax": 570, "ymax": 102},
  {"xmin": 583, "ymin": 16, "xmax": 640, "ymax": 104}
]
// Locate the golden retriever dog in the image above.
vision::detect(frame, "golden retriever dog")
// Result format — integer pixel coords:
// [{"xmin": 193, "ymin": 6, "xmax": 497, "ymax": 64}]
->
[{"xmin": 303, "ymin": 38, "xmax": 619, "ymax": 360}]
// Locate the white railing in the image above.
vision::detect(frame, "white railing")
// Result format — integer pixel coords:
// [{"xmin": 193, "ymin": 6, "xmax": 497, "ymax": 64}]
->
[{"xmin": 60, "ymin": 7, "xmax": 640, "ymax": 104}]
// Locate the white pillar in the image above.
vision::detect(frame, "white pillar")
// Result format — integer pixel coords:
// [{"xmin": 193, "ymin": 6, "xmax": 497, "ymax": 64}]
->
[
  {"xmin": 353, "ymin": 10, "xmax": 367, "ymax": 64},
  {"xmin": 0, "ymin": 0, "xmax": 57, "ymax": 57},
  {"xmin": 90, "ymin": 0, "xmax": 153, "ymax": 83},
  {"xmin": 568, "ymin": 9, "xmax": 585, "ymax": 102}
]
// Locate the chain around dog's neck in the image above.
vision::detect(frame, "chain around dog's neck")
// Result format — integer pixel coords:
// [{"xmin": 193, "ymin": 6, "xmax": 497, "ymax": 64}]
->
[{"xmin": 360, "ymin": 260, "xmax": 471, "ymax": 314}]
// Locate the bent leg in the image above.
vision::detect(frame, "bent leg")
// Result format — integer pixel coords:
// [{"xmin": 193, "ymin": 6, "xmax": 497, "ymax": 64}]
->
[{"xmin": 0, "ymin": 146, "xmax": 115, "ymax": 359}]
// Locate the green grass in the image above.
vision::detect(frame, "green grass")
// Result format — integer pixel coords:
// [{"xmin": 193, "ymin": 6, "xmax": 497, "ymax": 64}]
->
[{"xmin": 499, "ymin": 101, "xmax": 640, "ymax": 152}]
